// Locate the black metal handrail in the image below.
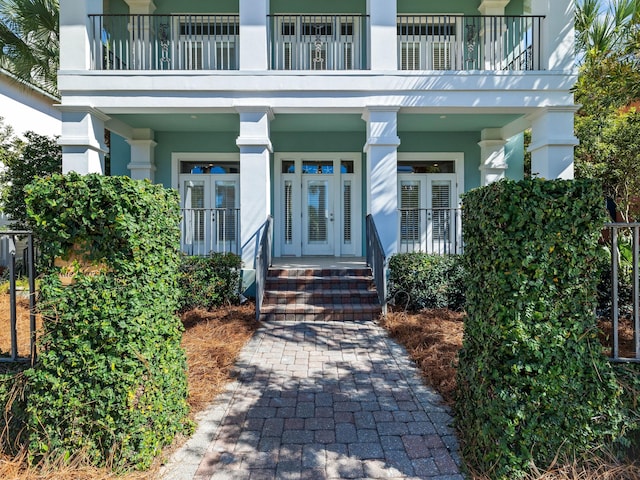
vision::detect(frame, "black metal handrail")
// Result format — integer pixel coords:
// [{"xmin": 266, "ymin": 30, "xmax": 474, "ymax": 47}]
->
[
  {"xmin": 268, "ymin": 14, "xmax": 369, "ymax": 70},
  {"xmin": 398, "ymin": 208, "xmax": 463, "ymax": 255},
  {"xmin": 89, "ymin": 14, "xmax": 240, "ymax": 70},
  {"xmin": 0, "ymin": 231, "xmax": 37, "ymax": 364},
  {"xmin": 180, "ymin": 207, "xmax": 240, "ymax": 256},
  {"xmin": 366, "ymin": 215, "xmax": 387, "ymax": 315},
  {"xmin": 397, "ymin": 14, "xmax": 544, "ymax": 71},
  {"xmin": 255, "ymin": 216, "xmax": 273, "ymax": 320},
  {"xmin": 603, "ymin": 222, "xmax": 639, "ymax": 363}
]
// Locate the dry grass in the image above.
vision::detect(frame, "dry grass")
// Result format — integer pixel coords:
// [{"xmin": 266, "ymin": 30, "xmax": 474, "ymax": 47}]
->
[
  {"xmin": 381, "ymin": 308, "xmax": 640, "ymax": 480},
  {"xmin": 381, "ymin": 308, "xmax": 463, "ymax": 406},
  {"xmin": 181, "ymin": 304, "xmax": 260, "ymax": 412},
  {"xmin": 0, "ymin": 303, "xmax": 259, "ymax": 480},
  {"xmin": 598, "ymin": 316, "xmax": 637, "ymax": 359}
]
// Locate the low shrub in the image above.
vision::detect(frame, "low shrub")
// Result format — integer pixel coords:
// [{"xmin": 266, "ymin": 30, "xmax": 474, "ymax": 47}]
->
[
  {"xmin": 24, "ymin": 173, "xmax": 192, "ymax": 470},
  {"xmin": 456, "ymin": 179, "xmax": 624, "ymax": 479},
  {"xmin": 178, "ymin": 253, "xmax": 242, "ymax": 312},
  {"xmin": 387, "ymin": 252, "xmax": 465, "ymax": 311}
]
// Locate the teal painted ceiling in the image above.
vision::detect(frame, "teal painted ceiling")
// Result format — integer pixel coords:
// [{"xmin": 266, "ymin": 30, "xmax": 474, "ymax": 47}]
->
[{"xmin": 110, "ymin": 113, "xmax": 523, "ymax": 134}]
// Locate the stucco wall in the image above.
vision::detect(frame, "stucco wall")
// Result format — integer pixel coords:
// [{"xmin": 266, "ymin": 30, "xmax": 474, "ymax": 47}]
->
[{"xmin": 0, "ymin": 75, "xmax": 60, "ymax": 138}]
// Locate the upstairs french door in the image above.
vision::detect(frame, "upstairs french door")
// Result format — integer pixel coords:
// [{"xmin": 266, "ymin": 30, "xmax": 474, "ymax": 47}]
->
[
  {"xmin": 398, "ymin": 174, "xmax": 458, "ymax": 253},
  {"xmin": 276, "ymin": 154, "xmax": 361, "ymax": 257}
]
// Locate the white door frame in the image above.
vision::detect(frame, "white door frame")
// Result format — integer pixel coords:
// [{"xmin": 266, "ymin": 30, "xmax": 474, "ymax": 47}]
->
[{"xmin": 274, "ymin": 152, "xmax": 362, "ymax": 257}]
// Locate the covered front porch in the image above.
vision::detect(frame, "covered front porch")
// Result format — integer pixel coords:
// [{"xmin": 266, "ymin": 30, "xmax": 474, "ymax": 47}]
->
[{"xmin": 60, "ymin": 103, "xmax": 577, "ymax": 292}]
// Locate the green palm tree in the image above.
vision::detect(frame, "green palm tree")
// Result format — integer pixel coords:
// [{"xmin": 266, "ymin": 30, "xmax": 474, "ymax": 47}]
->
[
  {"xmin": 576, "ymin": 0, "xmax": 640, "ymax": 60},
  {"xmin": 0, "ymin": 0, "xmax": 59, "ymax": 97}
]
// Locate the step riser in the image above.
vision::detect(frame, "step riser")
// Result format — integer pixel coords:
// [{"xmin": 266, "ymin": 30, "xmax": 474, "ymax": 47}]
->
[{"xmin": 260, "ymin": 267, "xmax": 381, "ymax": 322}]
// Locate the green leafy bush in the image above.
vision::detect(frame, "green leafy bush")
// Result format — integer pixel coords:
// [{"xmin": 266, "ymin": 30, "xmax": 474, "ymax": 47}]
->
[
  {"xmin": 24, "ymin": 173, "xmax": 192, "ymax": 470},
  {"xmin": 387, "ymin": 253, "xmax": 465, "ymax": 311},
  {"xmin": 178, "ymin": 253, "xmax": 242, "ymax": 311},
  {"xmin": 455, "ymin": 179, "xmax": 623, "ymax": 479}
]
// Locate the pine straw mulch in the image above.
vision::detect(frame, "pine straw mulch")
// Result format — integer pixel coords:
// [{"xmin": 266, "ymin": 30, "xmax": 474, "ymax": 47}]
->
[
  {"xmin": 380, "ymin": 307, "xmax": 640, "ymax": 480},
  {"xmin": 0, "ymin": 294, "xmax": 41, "ymax": 358},
  {"xmin": 0, "ymin": 303, "xmax": 259, "ymax": 480}
]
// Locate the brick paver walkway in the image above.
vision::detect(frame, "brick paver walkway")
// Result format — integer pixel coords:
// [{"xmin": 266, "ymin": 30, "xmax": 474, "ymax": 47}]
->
[{"xmin": 162, "ymin": 321, "xmax": 463, "ymax": 480}]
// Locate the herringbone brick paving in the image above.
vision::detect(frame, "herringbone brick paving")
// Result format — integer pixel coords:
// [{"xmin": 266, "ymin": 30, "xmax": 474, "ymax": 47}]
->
[{"xmin": 162, "ymin": 320, "xmax": 463, "ymax": 479}]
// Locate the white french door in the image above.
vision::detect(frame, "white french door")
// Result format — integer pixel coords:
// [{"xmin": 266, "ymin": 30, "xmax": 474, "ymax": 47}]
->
[
  {"xmin": 302, "ymin": 177, "xmax": 334, "ymax": 255},
  {"xmin": 181, "ymin": 174, "xmax": 239, "ymax": 255},
  {"xmin": 276, "ymin": 154, "xmax": 361, "ymax": 257},
  {"xmin": 398, "ymin": 174, "xmax": 458, "ymax": 253}
]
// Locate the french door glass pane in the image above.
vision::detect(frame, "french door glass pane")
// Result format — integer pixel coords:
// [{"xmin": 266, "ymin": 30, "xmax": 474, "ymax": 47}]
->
[{"xmin": 307, "ymin": 180, "xmax": 328, "ymax": 243}]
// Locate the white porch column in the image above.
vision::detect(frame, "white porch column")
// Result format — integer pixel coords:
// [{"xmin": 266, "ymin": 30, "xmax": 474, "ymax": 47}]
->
[
  {"xmin": 126, "ymin": 129, "xmax": 157, "ymax": 182},
  {"xmin": 237, "ymin": 107, "xmax": 273, "ymax": 290},
  {"xmin": 239, "ymin": 0, "xmax": 270, "ymax": 70},
  {"xmin": 363, "ymin": 107, "xmax": 400, "ymax": 258},
  {"xmin": 531, "ymin": 0, "xmax": 575, "ymax": 71},
  {"xmin": 478, "ymin": 129, "xmax": 507, "ymax": 185},
  {"xmin": 58, "ymin": 107, "xmax": 109, "ymax": 175},
  {"xmin": 60, "ymin": 0, "xmax": 102, "ymax": 70},
  {"xmin": 528, "ymin": 107, "xmax": 579, "ymax": 180},
  {"xmin": 367, "ymin": 0, "xmax": 397, "ymax": 70}
]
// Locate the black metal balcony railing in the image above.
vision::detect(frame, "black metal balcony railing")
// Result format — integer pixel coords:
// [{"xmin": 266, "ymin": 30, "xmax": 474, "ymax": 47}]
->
[
  {"xmin": 180, "ymin": 208, "xmax": 240, "ymax": 256},
  {"xmin": 89, "ymin": 14, "xmax": 240, "ymax": 70},
  {"xmin": 399, "ymin": 208, "xmax": 463, "ymax": 255},
  {"xmin": 88, "ymin": 13, "xmax": 543, "ymax": 72},
  {"xmin": 397, "ymin": 15, "xmax": 543, "ymax": 71},
  {"xmin": 268, "ymin": 15, "xmax": 369, "ymax": 70}
]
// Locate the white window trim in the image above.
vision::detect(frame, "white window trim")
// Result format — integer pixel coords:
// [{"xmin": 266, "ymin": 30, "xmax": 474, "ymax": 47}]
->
[
  {"xmin": 397, "ymin": 152, "xmax": 464, "ymax": 205},
  {"xmin": 171, "ymin": 152, "xmax": 241, "ymax": 190}
]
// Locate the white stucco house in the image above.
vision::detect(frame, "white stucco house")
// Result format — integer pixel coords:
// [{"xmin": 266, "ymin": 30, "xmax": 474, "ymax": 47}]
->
[
  {"xmin": 58, "ymin": 0, "xmax": 578, "ymax": 289},
  {"xmin": 0, "ymin": 69, "xmax": 61, "ymax": 139}
]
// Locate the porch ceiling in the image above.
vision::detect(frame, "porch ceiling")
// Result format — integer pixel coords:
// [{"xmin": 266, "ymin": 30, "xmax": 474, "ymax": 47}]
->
[{"xmin": 108, "ymin": 112, "xmax": 523, "ymax": 134}]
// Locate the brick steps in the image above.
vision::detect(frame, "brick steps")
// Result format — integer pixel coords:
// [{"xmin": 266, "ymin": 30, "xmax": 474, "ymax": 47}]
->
[{"xmin": 260, "ymin": 267, "xmax": 382, "ymax": 321}]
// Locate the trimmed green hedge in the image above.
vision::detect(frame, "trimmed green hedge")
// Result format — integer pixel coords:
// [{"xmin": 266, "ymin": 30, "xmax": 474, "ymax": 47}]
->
[
  {"xmin": 24, "ymin": 173, "xmax": 192, "ymax": 470},
  {"xmin": 455, "ymin": 179, "xmax": 623, "ymax": 479},
  {"xmin": 387, "ymin": 253, "xmax": 465, "ymax": 311},
  {"xmin": 178, "ymin": 253, "xmax": 242, "ymax": 312}
]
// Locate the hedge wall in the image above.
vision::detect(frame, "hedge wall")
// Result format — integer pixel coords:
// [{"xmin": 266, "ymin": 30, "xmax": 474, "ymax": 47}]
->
[
  {"xmin": 24, "ymin": 173, "xmax": 192, "ymax": 469},
  {"xmin": 455, "ymin": 179, "xmax": 623, "ymax": 479}
]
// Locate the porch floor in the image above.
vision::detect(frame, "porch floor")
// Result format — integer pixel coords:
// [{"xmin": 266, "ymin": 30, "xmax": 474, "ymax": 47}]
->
[{"xmin": 271, "ymin": 256, "xmax": 366, "ymax": 270}]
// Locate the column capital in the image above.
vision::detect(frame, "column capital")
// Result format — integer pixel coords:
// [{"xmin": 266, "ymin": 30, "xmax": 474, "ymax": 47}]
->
[
  {"xmin": 478, "ymin": 0, "xmax": 511, "ymax": 15},
  {"xmin": 236, "ymin": 107, "xmax": 273, "ymax": 152},
  {"xmin": 124, "ymin": 0, "xmax": 156, "ymax": 14},
  {"xmin": 235, "ymin": 106, "xmax": 274, "ymax": 119}
]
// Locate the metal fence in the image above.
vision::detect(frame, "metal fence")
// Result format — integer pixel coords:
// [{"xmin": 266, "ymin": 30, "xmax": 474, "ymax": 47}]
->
[
  {"xmin": 255, "ymin": 216, "xmax": 273, "ymax": 320},
  {"xmin": 602, "ymin": 222, "xmax": 639, "ymax": 363},
  {"xmin": 0, "ymin": 232, "xmax": 37, "ymax": 364},
  {"xmin": 366, "ymin": 215, "xmax": 387, "ymax": 316}
]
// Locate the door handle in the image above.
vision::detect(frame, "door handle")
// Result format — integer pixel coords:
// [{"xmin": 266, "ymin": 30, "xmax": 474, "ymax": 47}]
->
[{"xmin": 329, "ymin": 212, "xmax": 334, "ymax": 222}]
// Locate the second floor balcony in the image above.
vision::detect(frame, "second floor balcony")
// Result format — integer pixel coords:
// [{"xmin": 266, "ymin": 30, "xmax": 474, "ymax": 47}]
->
[{"xmin": 88, "ymin": 13, "xmax": 544, "ymax": 73}]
